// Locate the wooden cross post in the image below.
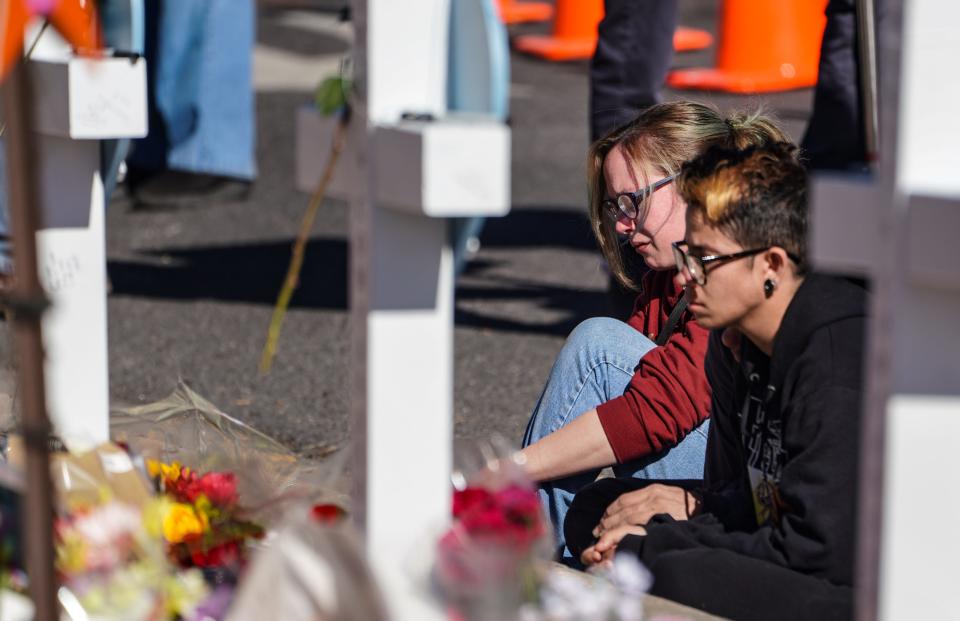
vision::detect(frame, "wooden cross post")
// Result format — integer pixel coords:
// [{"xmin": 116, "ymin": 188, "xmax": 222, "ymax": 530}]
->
[
  {"xmin": 808, "ymin": 1, "xmax": 960, "ymax": 618},
  {"xmin": 3, "ymin": 58, "xmax": 59, "ymax": 621}
]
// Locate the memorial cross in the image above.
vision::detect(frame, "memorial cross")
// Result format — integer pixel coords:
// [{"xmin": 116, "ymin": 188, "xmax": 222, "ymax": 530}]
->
[{"xmin": 807, "ymin": 1, "xmax": 960, "ymax": 618}]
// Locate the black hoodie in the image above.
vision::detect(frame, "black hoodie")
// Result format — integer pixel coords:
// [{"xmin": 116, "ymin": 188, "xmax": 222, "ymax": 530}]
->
[{"xmin": 620, "ymin": 273, "xmax": 868, "ymax": 587}]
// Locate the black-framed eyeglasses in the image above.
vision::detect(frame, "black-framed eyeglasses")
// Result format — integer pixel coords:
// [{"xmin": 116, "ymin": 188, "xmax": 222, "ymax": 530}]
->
[
  {"xmin": 602, "ymin": 173, "xmax": 677, "ymax": 224},
  {"xmin": 672, "ymin": 241, "xmax": 801, "ymax": 286}
]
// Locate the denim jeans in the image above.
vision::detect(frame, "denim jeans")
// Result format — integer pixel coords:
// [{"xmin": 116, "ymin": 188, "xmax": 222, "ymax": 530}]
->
[
  {"xmin": 522, "ymin": 316, "xmax": 710, "ymax": 558},
  {"xmin": 129, "ymin": 0, "xmax": 256, "ymax": 180},
  {"xmin": 101, "ymin": 0, "xmax": 145, "ymax": 200}
]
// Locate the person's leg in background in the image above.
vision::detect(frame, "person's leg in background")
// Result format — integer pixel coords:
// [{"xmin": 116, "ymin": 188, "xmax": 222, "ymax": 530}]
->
[
  {"xmin": 127, "ymin": 0, "xmax": 256, "ymax": 208},
  {"xmin": 800, "ymin": 0, "xmax": 865, "ymax": 171},
  {"xmin": 100, "ymin": 0, "xmax": 145, "ymax": 202},
  {"xmin": 590, "ymin": 0, "xmax": 678, "ymax": 319},
  {"xmin": 589, "ymin": 0, "xmax": 678, "ymax": 142}
]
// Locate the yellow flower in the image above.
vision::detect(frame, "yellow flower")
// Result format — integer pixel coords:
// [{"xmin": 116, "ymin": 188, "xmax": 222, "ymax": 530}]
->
[
  {"xmin": 162, "ymin": 502, "xmax": 208, "ymax": 544},
  {"xmin": 146, "ymin": 459, "xmax": 161, "ymax": 479},
  {"xmin": 162, "ymin": 461, "xmax": 183, "ymax": 482},
  {"xmin": 147, "ymin": 459, "xmax": 188, "ymax": 483},
  {"xmin": 56, "ymin": 530, "xmax": 88, "ymax": 574}
]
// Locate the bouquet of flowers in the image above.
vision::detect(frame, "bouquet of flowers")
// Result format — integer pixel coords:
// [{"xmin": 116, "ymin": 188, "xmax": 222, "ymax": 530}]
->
[
  {"xmin": 111, "ymin": 382, "xmax": 318, "ymax": 527},
  {"xmin": 146, "ymin": 459, "xmax": 264, "ymax": 569},
  {"xmin": 435, "ymin": 439, "xmax": 552, "ymax": 621},
  {"xmin": 55, "ymin": 498, "xmax": 209, "ymax": 620}
]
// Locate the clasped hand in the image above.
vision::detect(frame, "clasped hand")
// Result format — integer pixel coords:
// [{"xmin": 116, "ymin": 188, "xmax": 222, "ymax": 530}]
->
[{"xmin": 580, "ymin": 483, "xmax": 698, "ymax": 567}]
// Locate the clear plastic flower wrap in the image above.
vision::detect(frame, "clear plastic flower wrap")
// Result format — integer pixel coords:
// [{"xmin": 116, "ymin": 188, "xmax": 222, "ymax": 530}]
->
[
  {"xmin": 225, "ymin": 505, "xmax": 389, "ymax": 621},
  {"xmin": 435, "ymin": 436, "xmax": 554, "ymax": 621},
  {"xmin": 110, "ymin": 381, "xmax": 327, "ymax": 526}
]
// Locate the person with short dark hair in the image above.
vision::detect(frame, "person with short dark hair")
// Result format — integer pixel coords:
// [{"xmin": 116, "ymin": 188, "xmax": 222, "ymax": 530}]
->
[{"xmin": 566, "ymin": 143, "xmax": 865, "ymax": 621}]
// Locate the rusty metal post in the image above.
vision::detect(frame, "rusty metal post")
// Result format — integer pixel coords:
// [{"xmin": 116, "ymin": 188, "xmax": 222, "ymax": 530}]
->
[{"xmin": 3, "ymin": 61, "xmax": 59, "ymax": 620}]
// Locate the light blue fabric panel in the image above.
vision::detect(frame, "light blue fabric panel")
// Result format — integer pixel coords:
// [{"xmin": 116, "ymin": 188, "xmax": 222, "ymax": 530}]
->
[{"xmin": 447, "ymin": 0, "xmax": 510, "ymax": 119}]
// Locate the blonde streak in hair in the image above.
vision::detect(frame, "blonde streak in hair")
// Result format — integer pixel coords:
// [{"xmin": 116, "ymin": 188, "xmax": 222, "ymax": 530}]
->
[{"xmin": 697, "ymin": 168, "xmax": 744, "ymax": 222}]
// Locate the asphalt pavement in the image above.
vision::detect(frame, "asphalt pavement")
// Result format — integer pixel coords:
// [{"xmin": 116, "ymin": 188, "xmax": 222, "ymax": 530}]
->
[{"xmin": 94, "ymin": 0, "xmax": 816, "ymax": 459}]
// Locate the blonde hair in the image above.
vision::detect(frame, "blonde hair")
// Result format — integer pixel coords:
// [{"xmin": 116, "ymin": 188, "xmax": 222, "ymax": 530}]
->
[{"xmin": 588, "ymin": 101, "xmax": 790, "ymax": 290}]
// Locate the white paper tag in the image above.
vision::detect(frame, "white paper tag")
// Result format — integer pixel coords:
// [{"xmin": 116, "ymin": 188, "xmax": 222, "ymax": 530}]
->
[{"xmin": 99, "ymin": 451, "xmax": 134, "ymax": 474}]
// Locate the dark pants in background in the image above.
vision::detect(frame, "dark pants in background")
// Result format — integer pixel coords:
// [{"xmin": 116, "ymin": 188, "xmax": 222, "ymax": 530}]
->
[
  {"xmin": 801, "ymin": 0, "xmax": 867, "ymax": 170},
  {"xmin": 589, "ymin": 0, "xmax": 678, "ymax": 142},
  {"xmin": 591, "ymin": 0, "xmax": 678, "ymax": 318}
]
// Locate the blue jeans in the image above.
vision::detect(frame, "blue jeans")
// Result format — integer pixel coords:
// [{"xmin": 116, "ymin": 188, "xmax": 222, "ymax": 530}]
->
[
  {"xmin": 522, "ymin": 317, "xmax": 710, "ymax": 558},
  {"xmin": 129, "ymin": 0, "xmax": 256, "ymax": 180},
  {"xmin": 101, "ymin": 0, "xmax": 145, "ymax": 200}
]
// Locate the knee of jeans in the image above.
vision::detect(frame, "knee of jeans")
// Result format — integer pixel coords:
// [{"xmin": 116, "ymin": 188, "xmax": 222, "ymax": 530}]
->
[{"xmin": 566, "ymin": 317, "xmax": 641, "ymax": 357}]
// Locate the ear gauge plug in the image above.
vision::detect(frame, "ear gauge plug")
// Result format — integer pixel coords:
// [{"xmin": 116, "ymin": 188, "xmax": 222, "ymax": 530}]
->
[{"xmin": 763, "ymin": 279, "xmax": 776, "ymax": 298}]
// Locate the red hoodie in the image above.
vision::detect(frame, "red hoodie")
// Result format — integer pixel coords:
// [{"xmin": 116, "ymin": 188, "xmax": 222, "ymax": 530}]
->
[{"xmin": 595, "ymin": 269, "xmax": 712, "ymax": 464}]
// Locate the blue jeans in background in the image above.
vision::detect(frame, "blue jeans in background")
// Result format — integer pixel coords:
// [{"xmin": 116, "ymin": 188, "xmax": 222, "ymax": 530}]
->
[
  {"xmin": 521, "ymin": 316, "xmax": 710, "ymax": 559},
  {"xmin": 128, "ymin": 0, "xmax": 256, "ymax": 180},
  {"xmin": 101, "ymin": 0, "xmax": 145, "ymax": 199}
]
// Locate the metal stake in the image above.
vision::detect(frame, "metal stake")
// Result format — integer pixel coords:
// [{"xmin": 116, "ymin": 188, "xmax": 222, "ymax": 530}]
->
[{"xmin": 3, "ymin": 60, "xmax": 59, "ymax": 621}]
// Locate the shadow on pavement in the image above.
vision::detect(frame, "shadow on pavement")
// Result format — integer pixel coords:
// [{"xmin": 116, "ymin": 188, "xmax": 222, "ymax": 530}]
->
[
  {"xmin": 456, "ymin": 275, "xmax": 608, "ymax": 337},
  {"xmin": 479, "ymin": 206, "xmax": 598, "ymax": 251},
  {"xmin": 107, "ymin": 206, "xmax": 608, "ymax": 333},
  {"xmin": 108, "ymin": 238, "xmax": 349, "ymax": 309}
]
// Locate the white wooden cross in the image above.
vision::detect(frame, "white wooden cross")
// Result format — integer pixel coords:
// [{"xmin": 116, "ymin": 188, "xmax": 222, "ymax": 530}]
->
[
  {"xmin": 298, "ymin": 1, "xmax": 510, "ymax": 616},
  {"xmin": 808, "ymin": 1, "xmax": 960, "ymax": 618},
  {"xmin": 26, "ymin": 27, "xmax": 147, "ymax": 447}
]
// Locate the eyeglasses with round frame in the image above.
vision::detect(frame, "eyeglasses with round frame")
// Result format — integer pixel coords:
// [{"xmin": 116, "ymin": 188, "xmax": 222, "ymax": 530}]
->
[
  {"xmin": 671, "ymin": 241, "xmax": 802, "ymax": 286},
  {"xmin": 602, "ymin": 173, "xmax": 677, "ymax": 224}
]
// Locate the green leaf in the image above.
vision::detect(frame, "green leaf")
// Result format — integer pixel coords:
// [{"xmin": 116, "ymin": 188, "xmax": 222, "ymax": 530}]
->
[{"xmin": 314, "ymin": 77, "xmax": 352, "ymax": 116}]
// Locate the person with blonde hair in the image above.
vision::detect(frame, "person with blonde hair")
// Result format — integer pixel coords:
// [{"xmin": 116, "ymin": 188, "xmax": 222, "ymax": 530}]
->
[
  {"xmin": 568, "ymin": 142, "xmax": 863, "ymax": 620},
  {"xmin": 520, "ymin": 101, "xmax": 790, "ymax": 561}
]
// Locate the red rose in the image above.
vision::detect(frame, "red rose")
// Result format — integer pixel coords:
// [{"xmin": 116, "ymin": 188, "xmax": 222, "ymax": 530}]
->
[
  {"xmin": 190, "ymin": 541, "xmax": 241, "ymax": 568},
  {"xmin": 452, "ymin": 487, "xmax": 493, "ymax": 518},
  {"xmin": 449, "ymin": 484, "xmax": 544, "ymax": 546},
  {"xmin": 185, "ymin": 472, "xmax": 239, "ymax": 507},
  {"xmin": 310, "ymin": 504, "xmax": 346, "ymax": 524}
]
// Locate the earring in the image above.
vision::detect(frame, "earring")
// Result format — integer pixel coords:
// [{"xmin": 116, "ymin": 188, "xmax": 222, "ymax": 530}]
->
[{"xmin": 763, "ymin": 279, "xmax": 776, "ymax": 298}]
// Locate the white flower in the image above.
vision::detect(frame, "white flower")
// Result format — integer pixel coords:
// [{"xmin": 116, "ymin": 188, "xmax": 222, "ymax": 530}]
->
[{"xmin": 74, "ymin": 502, "xmax": 143, "ymax": 547}]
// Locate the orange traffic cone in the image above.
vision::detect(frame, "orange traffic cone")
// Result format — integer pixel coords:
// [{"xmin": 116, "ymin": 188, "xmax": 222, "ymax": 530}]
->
[
  {"xmin": 496, "ymin": 0, "xmax": 553, "ymax": 25},
  {"xmin": 667, "ymin": 0, "xmax": 828, "ymax": 93},
  {"xmin": 514, "ymin": 0, "xmax": 713, "ymax": 62},
  {"xmin": 674, "ymin": 27, "xmax": 712, "ymax": 53},
  {"xmin": 513, "ymin": 0, "xmax": 603, "ymax": 61}
]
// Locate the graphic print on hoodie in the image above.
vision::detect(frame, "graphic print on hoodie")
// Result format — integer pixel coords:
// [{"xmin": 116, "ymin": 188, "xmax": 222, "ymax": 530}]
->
[{"xmin": 739, "ymin": 362, "xmax": 788, "ymax": 527}]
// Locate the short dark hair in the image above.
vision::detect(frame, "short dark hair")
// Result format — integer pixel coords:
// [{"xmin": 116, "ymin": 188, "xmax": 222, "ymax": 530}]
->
[{"xmin": 677, "ymin": 142, "xmax": 808, "ymax": 273}]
